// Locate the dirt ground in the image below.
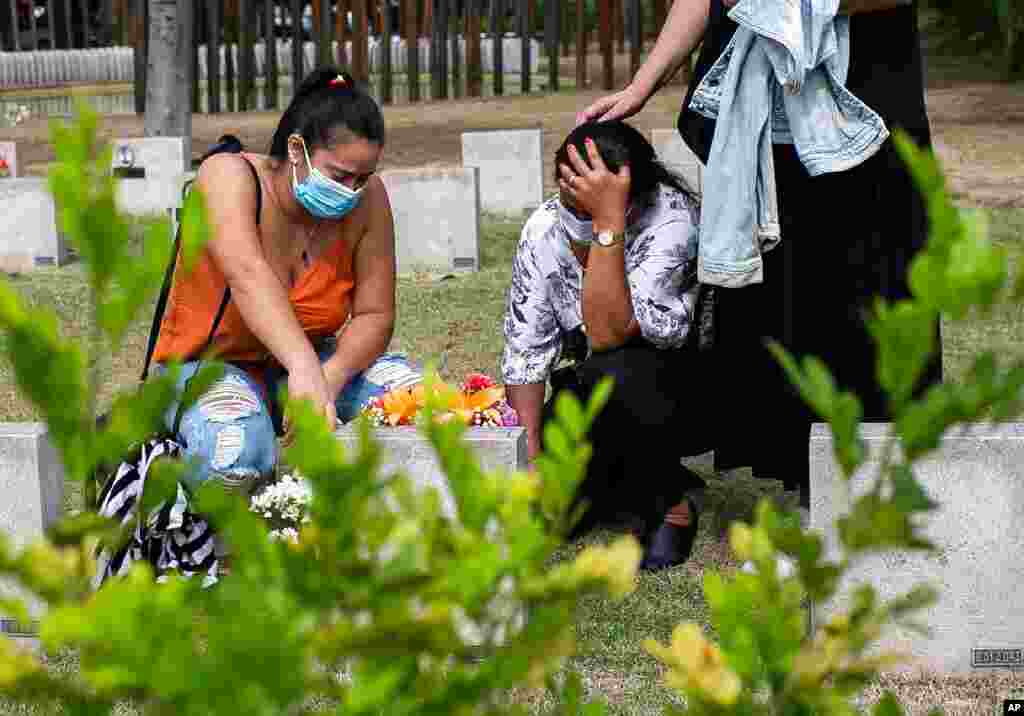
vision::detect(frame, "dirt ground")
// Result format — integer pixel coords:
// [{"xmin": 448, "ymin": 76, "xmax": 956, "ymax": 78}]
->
[{"xmin": 6, "ymin": 48, "xmax": 1024, "ymax": 209}]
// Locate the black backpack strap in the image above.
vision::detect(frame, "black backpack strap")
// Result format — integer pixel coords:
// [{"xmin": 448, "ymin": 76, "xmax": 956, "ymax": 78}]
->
[{"xmin": 139, "ymin": 153, "xmax": 263, "ymax": 382}]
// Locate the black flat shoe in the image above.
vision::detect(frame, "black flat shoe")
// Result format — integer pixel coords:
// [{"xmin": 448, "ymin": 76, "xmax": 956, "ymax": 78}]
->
[{"xmin": 639, "ymin": 499, "xmax": 699, "ymax": 573}]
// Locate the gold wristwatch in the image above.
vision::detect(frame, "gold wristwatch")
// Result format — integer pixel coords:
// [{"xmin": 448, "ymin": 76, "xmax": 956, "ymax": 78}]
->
[{"xmin": 595, "ymin": 229, "xmax": 624, "ymax": 247}]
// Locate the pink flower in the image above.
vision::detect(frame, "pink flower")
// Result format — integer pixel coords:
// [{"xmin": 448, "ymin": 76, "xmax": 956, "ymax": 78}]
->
[{"xmin": 463, "ymin": 373, "xmax": 496, "ymax": 393}]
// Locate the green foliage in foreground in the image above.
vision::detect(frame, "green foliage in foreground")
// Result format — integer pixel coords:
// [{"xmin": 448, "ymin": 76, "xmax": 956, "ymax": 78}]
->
[{"xmin": 1, "ymin": 105, "xmax": 1021, "ymax": 716}]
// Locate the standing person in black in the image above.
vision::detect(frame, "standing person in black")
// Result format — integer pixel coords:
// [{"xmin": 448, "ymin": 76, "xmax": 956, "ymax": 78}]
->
[{"xmin": 577, "ymin": 0, "xmax": 942, "ymax": 513}]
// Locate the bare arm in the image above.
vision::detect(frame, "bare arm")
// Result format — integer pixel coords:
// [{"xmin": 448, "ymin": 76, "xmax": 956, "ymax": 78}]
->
[
  {"xmin": 197, "ymin": 154, "xmax": 321, "ymax": 378},
  {"xmin": 578, "ymin": 0, "xmax": 710, "ymax": 124},
  {"xmin": 506, "ymin": 383, "xmax": 546, "ymax": 463},
  {"xmin": 322, "ymin": 177, "xmax": 397, "ymax": 397},
  {"xmin": 559, "ymin": 142, "xmax": 639, "ymax": 352},
  {"xmin": 633, "ymin": 0, "xmax": 712, "ymax": 97}
]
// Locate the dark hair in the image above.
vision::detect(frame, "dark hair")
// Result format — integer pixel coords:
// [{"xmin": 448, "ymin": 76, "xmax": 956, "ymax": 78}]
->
[
  {"xmin": 554, "ymin": 121, "xmax": 696, "ymax": 203},
  {"xmin": 269, "ymin": 67, "xmax": 386, "ymax": 159}
]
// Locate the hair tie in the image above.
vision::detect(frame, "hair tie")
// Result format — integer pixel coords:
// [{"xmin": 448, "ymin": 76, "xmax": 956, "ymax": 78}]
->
[{"xmin": 329, "ymin": 74, "xmax": 349, "ymax": 89}]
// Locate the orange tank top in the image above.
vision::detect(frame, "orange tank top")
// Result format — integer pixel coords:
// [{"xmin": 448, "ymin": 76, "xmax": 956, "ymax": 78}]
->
[{"xmin": 152, "ymin": 237, "xmax": 355, "ymax": 367}]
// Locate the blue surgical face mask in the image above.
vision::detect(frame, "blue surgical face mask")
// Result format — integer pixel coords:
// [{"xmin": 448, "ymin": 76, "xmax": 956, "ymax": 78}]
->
[
  {"xmin": 558, "ymin": 202, "xmax": 593, "ymax": 245},
  {"xmin": 292, "ymin": 138, "xmax": 364, "ymax": 220}
]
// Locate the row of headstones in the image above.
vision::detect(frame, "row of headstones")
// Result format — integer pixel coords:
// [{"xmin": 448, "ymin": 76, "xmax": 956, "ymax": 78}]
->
[
  {"xmin": 2, "ymin": 418, "xmax": 1023, "ymax": 673},
  {"xmin": 0, "ymin": 47, "xmax": 134, "ymax": 86},
  {"xmin": 0, "ymin": 128, "xmax": 703, "ymax": 275},
  {"xmin": 0, "ymin": 37, "xmax": 541, "ymax": 88}
]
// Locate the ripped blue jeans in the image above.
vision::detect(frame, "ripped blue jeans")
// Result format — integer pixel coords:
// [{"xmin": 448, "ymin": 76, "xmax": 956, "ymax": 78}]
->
[{"xmin": 157, "ymin": 338, "xmax": 418, "ymax": 494}]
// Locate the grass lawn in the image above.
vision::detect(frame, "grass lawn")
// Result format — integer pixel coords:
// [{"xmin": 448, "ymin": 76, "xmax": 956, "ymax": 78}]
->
[{"xmin": 1, "ymin": 210, "xmax": 1023, "ymax": 715}]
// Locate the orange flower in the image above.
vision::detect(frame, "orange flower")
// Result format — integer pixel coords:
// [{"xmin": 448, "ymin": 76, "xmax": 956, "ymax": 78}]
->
[
  {"xmin": 380, "ymin": 385, "xmax": 425, "ymax": 426},
  {"xmin": 372, "ymin": 380, "xmax": 507, "ymax": 427}
]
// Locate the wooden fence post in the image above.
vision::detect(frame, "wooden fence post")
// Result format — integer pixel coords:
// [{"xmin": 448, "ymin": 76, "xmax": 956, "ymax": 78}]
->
[
  {"xmin": 335, "ymin": 0, "xmax": 348, "ymax": 66},
  {"xmin": 544, "ymin": 0, "xmax": 557, "ymax": 91},
  {"xmin": 239, "ymin": 0, "xmax": 254, "ymax": 109},
  {"xmin": 134, "ymin": 0, "xmax": 148, "ymax": 112},
  {"xmin": 599, "ymin": 0, "xmax": 612, "ymax": 90},
  {"xmin": 206, "ymin": 0, "xmax": 222, "ymax": 111},
  {"xmin": 381, "ymin": 0, "xmax": 394, "ymax": 102},
  {"xmin": 265, "ymin": 0, "xmax": 279, "ymax": 108},
  {"xmin": 61, "ymin": 0, "xmax": 72, "ymax": 46},
  {"xmin": 290, "ymin": 0, "xmax": 303, "ymax": 86},
  {"xmin": 352, "ymin": 0, "xmax": 368, "ymax": 82},
  {"xmin": 575, "ymin": 0, "xmax": 586, "ymax": 90},
  {"xmin": 628, "ymin": 0, "xmax": 640, "ymax": 77},
  {"xmin": 614, "ymin": 0, "xmax": 623, "ymax": 53},
  {"xmin": 653, "ymin": 0, "xmax": 665, "ymax": 38},
  {"xmin": 517, "ymin": 0, "xmax": 529, "ymax": 93},
  {"xmin": 451, "ymin": 0, "xmax": 461, "ymax": 99},
  {"xmin": 316, "ymin": 0, "xmax": 332, "ymax": 67},
  {"xmin": 466, "ymin": 0, "xmax": 482, "ymax": 97},
  {"xmin": 192, "ymin": 0, "xmax": 201, "ymax": 111},
  {"xmin": 430, "ymin": 0, "xmax": 447, "ymax": 99},
  {"xmin": 490, "ymin": 0, "xmax": 503, "ymax": 95},
  {"xmin": 404, "ymin": 0, "xmax": 419, "ymax": 101}
]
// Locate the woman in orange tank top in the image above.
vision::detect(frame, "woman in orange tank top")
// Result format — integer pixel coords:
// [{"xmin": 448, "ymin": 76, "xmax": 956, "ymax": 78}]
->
[{"xmin": 153, "ymin": 67, "xmax": 420, "ymax": 495}]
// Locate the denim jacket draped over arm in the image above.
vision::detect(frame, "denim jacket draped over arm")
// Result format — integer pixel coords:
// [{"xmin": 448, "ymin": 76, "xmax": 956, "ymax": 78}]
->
[{"xmin": 690, "ymin": 0, "xmax": 890, "ymax": 287}]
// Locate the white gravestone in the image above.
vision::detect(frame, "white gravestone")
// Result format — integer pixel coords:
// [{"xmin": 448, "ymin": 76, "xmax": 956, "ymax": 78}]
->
[
  {"xmin": 112, "ymin": 137, "xmax": 191, "ymax": 217},
  {"xmin": 380, "ymin": 166, "xmax": 481, "ymax": 274},
  {"xmin": 462, "ymin": 129, "xmax": 544, "ymax": 215},
  {"xmin": 650, "ymin": 129, "xmax": 703, "ymax": 196},
  {"xmin": 0, "ymin": 423, "xmax": 65, "ymax": 647},
  {"xmin": 335, "ymin": 425, "xmax": 527, "ymax": 523},
  {"xmin": 0, "ymin": 179, "xmax": 70, "ymax": 272},
  {"xmin": 810, "ymin": 422, "xmax": 1024, "ymax": 675}
]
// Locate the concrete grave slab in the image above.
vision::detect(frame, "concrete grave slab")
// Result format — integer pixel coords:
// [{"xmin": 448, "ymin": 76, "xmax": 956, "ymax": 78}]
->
[
  {"xmin": 651, "ymin": 129, "xmax": 703, "ymax": 195},
  {"xmin": 462, "ymin": 129, "xmax": 544, "ymax": 215},
  {"xmin": 111, "ymin": 137, "xmax": 191, "ymax": 217},
  {"xmin": 810, "ymin": 422, "xmax": 1024, "ymax": 675},
  {"xmin": 334, "ymin": 425, "xmax": 527, "ymax": 522},
  {"xmin": 0, "ymin": 179, "xmax": 70, "ymax": 272},
  {"xmin": 380, "ymin": 166, "xmax": 481, "ymax": 273},
  {"xmin": 0, "ymin": 423, "xmax": 65, "ymax": 650}
]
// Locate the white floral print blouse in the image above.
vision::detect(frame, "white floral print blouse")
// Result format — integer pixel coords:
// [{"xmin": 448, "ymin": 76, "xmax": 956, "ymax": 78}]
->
[{"xmin": 501, "ymin": 185, "xmax": 701, "ymax": 385}]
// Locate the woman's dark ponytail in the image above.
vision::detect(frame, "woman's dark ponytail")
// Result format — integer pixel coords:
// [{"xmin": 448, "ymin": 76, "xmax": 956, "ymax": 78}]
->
[{"xmin": 269, "ymin": 66, "xmax": 385, "ymax": 159}]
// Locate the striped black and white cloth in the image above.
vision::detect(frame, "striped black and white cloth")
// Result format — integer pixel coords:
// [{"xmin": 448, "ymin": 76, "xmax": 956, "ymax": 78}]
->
[{"xmin": 92, "ymin": 438, "xmax": 220, "ymax": 590}]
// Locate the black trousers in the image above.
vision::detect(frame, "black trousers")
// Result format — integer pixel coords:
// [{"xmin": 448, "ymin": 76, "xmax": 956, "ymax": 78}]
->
[{"xmin": 541, "ymin": 339, "xmax": 711, "ymax": 538}]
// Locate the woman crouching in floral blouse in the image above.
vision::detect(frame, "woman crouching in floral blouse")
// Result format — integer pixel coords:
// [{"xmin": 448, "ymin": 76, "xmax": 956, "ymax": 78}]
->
[{"xmin": 502, "ymin": 121, "xmax": 713, "ymax": 571}]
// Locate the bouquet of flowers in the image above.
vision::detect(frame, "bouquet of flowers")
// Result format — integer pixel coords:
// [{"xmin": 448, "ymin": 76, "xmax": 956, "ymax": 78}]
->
[
  {"xmin": 361, "ymin": 372, "xmax": 520, "ymax": 428},
  {"xmin": 249, "ymin": 473, "xmax": 312, "ymax": 543},
  {"xmin": 0, "ymin": 157, "xmax": 9, "ymax": 179}
]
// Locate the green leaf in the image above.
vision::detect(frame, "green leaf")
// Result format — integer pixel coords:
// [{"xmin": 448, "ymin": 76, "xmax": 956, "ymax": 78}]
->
[
  {"xmin": 542, "ymin": 422, "xmax": 574, "ymax": 463},
  {"xmin": 178, "ymin": 187, "xmax": 212, "ymax": 275},
  {"xmin": 837, "ymin": 492, "xmax": 936, "ymax": 555},
  {"xmin": 553, "ymin": 388, "xmax": 587, "ymax": 442},
  {"xmin": 873, "ymin": 691, "xmax": 905, "ymax": 716},
  {"xmin": 888, "ymin": 464, "xmax": 938, "ymax": 514},
  {"xmin": 583, "ymin": 376, "xmax": 614, "ymax": 427},
  {"xmin": 0, "ymin": 279, "xmax": 92, "ymax": 482},
  {"xmin": 868, "ymin": 298, "xmax": 939, "ymax": 411}
]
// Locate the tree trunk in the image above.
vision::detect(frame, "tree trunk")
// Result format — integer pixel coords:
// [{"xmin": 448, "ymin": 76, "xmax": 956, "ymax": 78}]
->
[{"xmin": 145, "ymin": 0, "xmax": 193, "ymax": 162}]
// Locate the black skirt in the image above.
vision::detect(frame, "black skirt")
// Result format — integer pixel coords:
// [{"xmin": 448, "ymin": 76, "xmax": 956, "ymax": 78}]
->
[{"xmin": 679, "ymin": 1, "xmax": 942, "ymax": 493}]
